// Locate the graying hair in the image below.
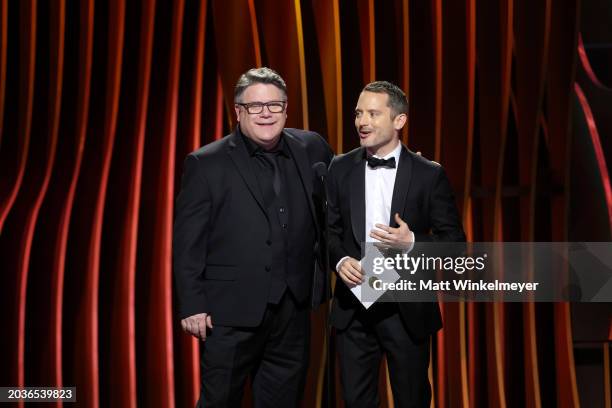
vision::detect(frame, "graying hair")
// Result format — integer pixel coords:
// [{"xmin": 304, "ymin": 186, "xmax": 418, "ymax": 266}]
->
[{"xmin": 234, "ymin": 67, "xmax": 287, "ymax": 102}]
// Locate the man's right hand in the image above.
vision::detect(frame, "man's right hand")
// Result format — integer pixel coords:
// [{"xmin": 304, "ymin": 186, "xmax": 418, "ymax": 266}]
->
[
  {"xmin": 337, "ymin": 257, "xmax": 364, "ymax": 287},
  {"xmin": 181, "ymin": 313, "xmax": 213, "ymax": 341}
]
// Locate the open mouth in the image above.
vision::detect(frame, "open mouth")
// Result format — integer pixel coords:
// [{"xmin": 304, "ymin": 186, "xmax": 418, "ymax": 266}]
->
[
  {"xmin": 359, "ymin": 129, "xmax": 373, "ymax": 138},
  {"xmin": 256, "ymin": 122, "xmax": 277, "ymax": 127}
]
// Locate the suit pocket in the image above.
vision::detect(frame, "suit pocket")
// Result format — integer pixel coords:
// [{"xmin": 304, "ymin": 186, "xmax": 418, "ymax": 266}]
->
[{"xmin": 204, "ymin": 265, "xmax": 238, "ymax": 280}]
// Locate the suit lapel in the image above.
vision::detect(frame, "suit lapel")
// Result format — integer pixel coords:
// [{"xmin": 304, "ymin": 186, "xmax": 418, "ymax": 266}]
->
[
  {"xmin": 283, "ymin": 130, "xmax": 319, "ymax": 234},
  {"xmin": 227, "ymin": 130, "xmax": 268, "ymax": 218},
  {"xmin": 388, "ymin": 145, "xmax": 413, "ymax": 227},
  {"xmin": 350, "ymin": 149, "xmax": 366, "ymax": 243}
]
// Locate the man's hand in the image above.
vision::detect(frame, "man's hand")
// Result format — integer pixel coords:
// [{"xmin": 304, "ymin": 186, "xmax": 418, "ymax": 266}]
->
[
  {"xmin": 369, "ymin": 213, "xmax": 414, "ymax": 249},
  {"xmin": 337, "ymin": 257, "xmax": 364, "ymax": 287},
  {"xmin": 181, "ymin": 313, "xmax": 213, "ymax": 341}
]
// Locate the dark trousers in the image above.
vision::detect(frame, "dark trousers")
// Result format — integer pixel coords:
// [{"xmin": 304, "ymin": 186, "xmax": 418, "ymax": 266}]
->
[
  {"xmin": 197, "ymin": 293, "xmax": 310, "ymax": 408},
  {"xmin": 336, "ymin": 303, "xmax": 431, "ymax": 408}
]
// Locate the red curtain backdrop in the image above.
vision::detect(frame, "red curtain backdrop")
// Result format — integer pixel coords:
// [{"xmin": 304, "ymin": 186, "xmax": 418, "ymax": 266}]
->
[{"xmin": 0, "ymin": 1, "xmax": 610, "ymax": 407}]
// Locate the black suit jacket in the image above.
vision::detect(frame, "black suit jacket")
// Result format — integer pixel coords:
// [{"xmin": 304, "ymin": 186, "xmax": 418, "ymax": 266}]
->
[
  {"xmin": 173, "ymin": 128, "xmax": 333, "ymax": 327},
  {"xmin": 328, "ymin": 144, "xmax": 466, "ymax": 340}
]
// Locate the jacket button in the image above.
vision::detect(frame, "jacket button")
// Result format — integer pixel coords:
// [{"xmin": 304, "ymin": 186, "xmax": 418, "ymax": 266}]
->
[
  {"xmin": 265, "ymin": 266, "xmax": 271, "ymax": 271},
  {"xmin": 266, "ymin": 240, "xmax": 272, "ymax": 246}
]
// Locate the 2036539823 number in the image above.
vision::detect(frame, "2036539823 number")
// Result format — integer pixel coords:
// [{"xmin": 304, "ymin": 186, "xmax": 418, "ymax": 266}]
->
[{"xmin": 1, "ymin": 387, "xmax": 76, "ymax": 402}]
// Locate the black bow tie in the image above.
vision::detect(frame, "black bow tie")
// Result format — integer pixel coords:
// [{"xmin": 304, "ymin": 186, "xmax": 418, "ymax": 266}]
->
[{"xmin": 366, "ymin": 156, "xmax": 396, "ymax": 169}]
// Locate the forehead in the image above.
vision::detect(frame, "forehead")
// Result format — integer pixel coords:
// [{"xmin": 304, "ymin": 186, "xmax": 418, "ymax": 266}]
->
[
  {"xmin": 241, "ymin": 83, "xmax": 284, "ymax": 102},
  {"xmin": 356, "ymin": 91, "xmax": 390, "ymax": 109}
]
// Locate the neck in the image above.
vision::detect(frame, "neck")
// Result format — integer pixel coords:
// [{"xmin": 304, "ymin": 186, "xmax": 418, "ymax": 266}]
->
[
  {"xmin": 258, "ymin": 137, "xmax": 281, "ymax": 151},
  {"xmin": 367, "ymin": 138, "xmax": 399, "ymax": 157}
]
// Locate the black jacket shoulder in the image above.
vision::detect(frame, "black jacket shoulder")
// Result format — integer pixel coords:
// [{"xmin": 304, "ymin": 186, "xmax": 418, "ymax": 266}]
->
[
  {"xmin": 190, "ymin": 135, "xmax": 230, "ymax": 159},
  {"xmin": 329, "ymin": 145, "xmax": 444, "ymax": 176},
  {"xmin": 328, "ymin": 146, "xmax": 362, "ymax": 176},
  {"xmin": 409, "ymin": 148, "xmax": 443, "ymax": 174},
  {"xmin": 189, "ymin": 128, "xmax": 332, "ymax": 162},
  {"xmin": 284, "ymin": 128, "xmax": 333, "ymax": 163}
]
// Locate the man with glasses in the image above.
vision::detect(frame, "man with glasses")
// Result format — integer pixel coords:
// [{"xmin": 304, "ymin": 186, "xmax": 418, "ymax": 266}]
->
[{"xmin": 173, "ymin": 67, "xmax": 333, "ymax": 407}]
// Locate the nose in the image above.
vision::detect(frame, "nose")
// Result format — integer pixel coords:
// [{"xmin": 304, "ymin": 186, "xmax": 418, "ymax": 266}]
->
[
  {"xmin": 259, "ymin": 109, "xmax": 272, "ymax": 118},
  {"xmin": 357, "ymin": 114, "xmax": 369, "ymax": 127}
]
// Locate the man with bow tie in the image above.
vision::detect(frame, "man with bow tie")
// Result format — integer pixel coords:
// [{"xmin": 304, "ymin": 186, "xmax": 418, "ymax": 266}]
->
[{"xmin": 327, "ymin": 81, "xmax": 465, "ymax": 407}]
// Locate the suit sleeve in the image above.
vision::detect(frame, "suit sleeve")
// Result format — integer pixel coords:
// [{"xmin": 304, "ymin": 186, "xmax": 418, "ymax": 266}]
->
[
  {"xmin": 320, "ymin": 133, "xmax": 334, "ymax": 166},
  {"xmin": 312, "ymin": 130, "xmax": 334, "ymax": 166},
  {"xmin": 413, "ymin": 166, "xmax": 466, "ymax": 243},
  {"xmin": 327, "ymin": 159, "xmax": 349, "ymax": 268},
  {"xmin": 173, "ymin": 154, "xmax": 212, "ymax": 319}
]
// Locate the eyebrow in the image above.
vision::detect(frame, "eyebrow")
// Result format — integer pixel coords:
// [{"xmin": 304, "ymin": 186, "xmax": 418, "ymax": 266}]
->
[
  {"xmin": 354, "ymin": 108, "xmax": 382, "ymax": 113},
  {"xmin": 239, "ymin": 100, "xmax": 285, "ymax": 105}
]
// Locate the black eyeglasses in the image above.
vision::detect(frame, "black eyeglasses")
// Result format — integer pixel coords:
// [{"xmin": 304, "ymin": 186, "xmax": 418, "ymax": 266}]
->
[{"xmin": 236, "ymin": 101, "xmax": 287, "ymax": 114}]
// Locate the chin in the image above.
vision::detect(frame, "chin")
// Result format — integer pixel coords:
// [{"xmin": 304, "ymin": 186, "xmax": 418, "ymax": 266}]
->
[
  {"xmin": 360, "ymin": 139, "xmax": 375, "ymax": 148},
  {"xmin": 255, "ymin": 131, "xmax": 281, "ymax": 145}
]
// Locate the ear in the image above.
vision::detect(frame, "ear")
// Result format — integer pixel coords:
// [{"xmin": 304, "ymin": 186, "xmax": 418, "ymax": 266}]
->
[
  {"xmin": 394, "ymin": 113, "xmax": 407, "ymax": 131},
  {"xmin": 234, "ymin": 105, "xmax": 241, "ymax": 122}
]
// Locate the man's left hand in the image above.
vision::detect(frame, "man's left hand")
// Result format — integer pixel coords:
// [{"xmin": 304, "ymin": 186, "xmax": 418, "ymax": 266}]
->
[{"xmin": 369, "ymin": 213, "xmax": 414, "ymax": 249}]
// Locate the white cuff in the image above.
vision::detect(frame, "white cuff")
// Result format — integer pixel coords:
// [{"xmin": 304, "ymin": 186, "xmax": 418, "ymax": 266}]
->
[
  {"xmin": 405, "ymin": 231, "xmax": 415, "ymax": 253},
  {"xmin": 336, "ymin": 256, "xmax": 350, "ymax": 272}
]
